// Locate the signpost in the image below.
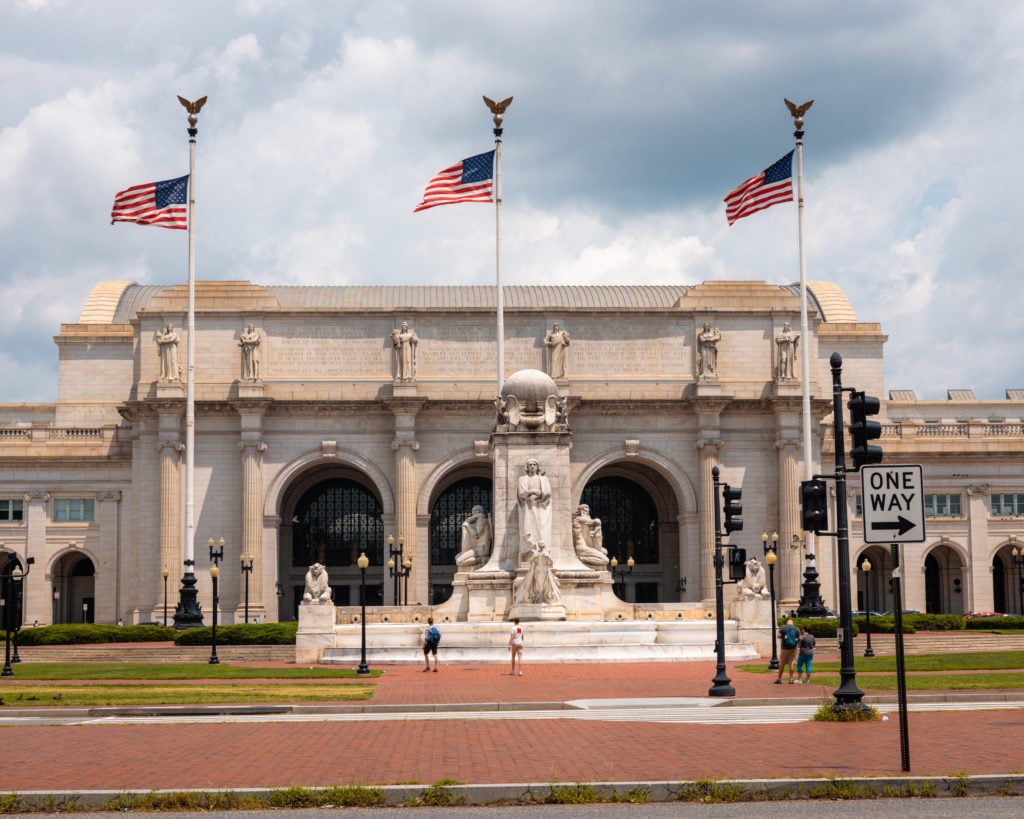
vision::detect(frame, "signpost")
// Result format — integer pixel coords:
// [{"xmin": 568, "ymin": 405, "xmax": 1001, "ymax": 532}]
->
[
  {"xmin": 860, "ymin": 464, "xmax": 926, "ymax": 544},
  {"xmin": 860, "ymin": 463, "xmax": 925, "ymax": 772}
]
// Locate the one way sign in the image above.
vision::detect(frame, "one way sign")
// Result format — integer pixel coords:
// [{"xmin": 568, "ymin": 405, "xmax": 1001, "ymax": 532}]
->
[{"xmin": 860, "ymin": 464, "xmax": 927, "ymax": 544}]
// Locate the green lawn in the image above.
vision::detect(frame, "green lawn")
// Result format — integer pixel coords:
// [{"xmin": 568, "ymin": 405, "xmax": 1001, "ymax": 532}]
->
[
  {"xmin": 0, "ymin": 663, "xmax": 380, "ymax": 680},
  {"xmin": 0, "ymin": 683, "xmax": 375, "ymax": 707},
  {"xmin": 740, "ymin": 651, "xmax": 1024, "ymax": 674},
  {"xmin": 791, "ymin": 672, "xmax": 1024, "ymax": 691}
]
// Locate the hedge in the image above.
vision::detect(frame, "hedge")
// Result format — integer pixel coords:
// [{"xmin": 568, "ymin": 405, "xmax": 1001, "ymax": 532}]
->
[
  {"xmin": 173, "ymin": 622, "xmax": 298, "ymax": 646},
  {"xmin": 15, "ymin": 624, "xmax": 178, "ymax": 646},
  {"xmin": 965, "ymin": 615, "xmax": 1024, "ymax": 630}
]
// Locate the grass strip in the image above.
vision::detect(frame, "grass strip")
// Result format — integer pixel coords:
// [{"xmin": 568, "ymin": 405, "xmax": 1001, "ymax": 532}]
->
[
  {"xmin": 784, "ymin": 671, "xmax": 1024, "ymax": 691},
  {"xmin": 740, "ymin": 651, "xmax": 1024, "ymax": 674},
  {"xmin": 0, "ymin": 683, "xmax": 374, "ymax": 707},
  {"xmin": 0, "ymin": 663, "xmax": 381, "ymax": 680}
]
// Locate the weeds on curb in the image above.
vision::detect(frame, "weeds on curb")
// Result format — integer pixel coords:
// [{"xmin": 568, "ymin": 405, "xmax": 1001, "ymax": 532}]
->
[
  {"xmin": 804, "ymin": 779, "xmax": 876, "ymax": 800},
  {"xmin": 812, "ymin": 699, "xmax": 880, "ymax": 722},
  {"xmin": 546, "ymin": 783, "xmax": 603, "ymax": 804},
  {"xmin": 948, "ymin": 773, "xmax": 971, "ymax": 797},
  {"xmin": 417, "ymin": 779, "xmax": 466, "ymax": 807},
  {"xmin": 612, "ymin": 786, "xmax": 650, "ymax": 803},
  {"xmin": 676, "ymin": 779, "xmax": 747, "ymax": 803}
]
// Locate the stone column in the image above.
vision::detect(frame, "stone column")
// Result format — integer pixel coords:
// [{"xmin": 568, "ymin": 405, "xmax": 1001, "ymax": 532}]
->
[
  {"xmin": 775, "ymin": 437, "xmax": 802, "ymax": 607},
  {"xmin": 157, "ymin": 434, "xmax": 184, "ymax": 594},
  {"xmin": 389, "ymin": 397, "xmax": 424, "ymax": 605},
  {"xmin": 94, "ymin": 491, "xmax": 122, "ymax": 624},
  {"xmin": 238, "ymin": 437, "xmax": 267, "ymax": 622},
  {"xmin": 696, "ymin": 440, "xmax": 719, "ymax": 601},
  {"xmin": 694, "ymin": 399, "xmax": 726, "ymax": 602},
  {"xmin": 22, "ymin": 491, "xmax": 50, "ymax": 626}
]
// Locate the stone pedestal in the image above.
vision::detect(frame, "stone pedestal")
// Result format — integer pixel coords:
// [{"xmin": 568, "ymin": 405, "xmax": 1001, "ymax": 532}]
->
[
  {"xmin": 731, "ymin": 596, "xmax": 773, "ymax": 657},
  {"xmin": 296, "ymin": 602, "xmax": 335, "ymax": 663}
]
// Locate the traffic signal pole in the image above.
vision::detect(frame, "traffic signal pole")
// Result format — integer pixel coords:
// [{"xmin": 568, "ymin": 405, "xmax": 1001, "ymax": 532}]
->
[
  {"xmin": 830, "ymin": 352, "xmax": 866, "ymax": 709},
  {"xmin": 709, "ymin": 465, "xmax": 736, "ymax": 697}
]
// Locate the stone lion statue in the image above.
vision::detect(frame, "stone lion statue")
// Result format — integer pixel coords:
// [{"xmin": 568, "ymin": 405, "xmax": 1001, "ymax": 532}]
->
[
  {"xmin": 302, "ymin": 562, "xmax": 332, "ymax": 604},
  {"xmin": 736, "ymin": 557, "xmax": 770, "ymax": 600}
]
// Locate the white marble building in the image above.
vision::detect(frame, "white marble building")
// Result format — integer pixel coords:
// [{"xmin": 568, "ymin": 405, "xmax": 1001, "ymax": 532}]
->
[{"xmin": 1, "ymin": 278, "xmax": 1022, "ymax": 628}]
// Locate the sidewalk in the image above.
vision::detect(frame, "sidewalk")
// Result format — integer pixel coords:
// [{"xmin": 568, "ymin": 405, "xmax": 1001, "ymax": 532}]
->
[{"xmin": 2, "ymin": 650, "xmax": 1023, "ymax": 800}]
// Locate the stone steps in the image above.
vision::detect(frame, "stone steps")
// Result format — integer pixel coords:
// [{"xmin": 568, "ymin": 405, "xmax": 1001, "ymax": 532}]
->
[{"xmin": 852, "ymin": 631, "xmax": 1024, "ymax": 655}]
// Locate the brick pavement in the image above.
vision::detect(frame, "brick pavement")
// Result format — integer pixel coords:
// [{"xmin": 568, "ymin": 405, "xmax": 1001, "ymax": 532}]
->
[{"xmin": 2, "ymin": 654, "xmax": 1023, "ymax": 792}]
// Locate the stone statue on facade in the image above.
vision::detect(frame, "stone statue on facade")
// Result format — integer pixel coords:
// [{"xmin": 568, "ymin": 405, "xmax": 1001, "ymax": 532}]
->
[
  {"xmin": 238, "ymin": 322, "xmax": 262, "ymax": 380},
  {"xmin": 302, "ymin": 562, "xmax": 332, "ymax": 604},
  {"xmin": 156, "ymin": 324, "xmax": 180, "ymax": 381},
  {"xmin": 517, "ymin": 458, "xmax": 553, "ymax": 553},
  {"xmin": 514, "ymin": 537, "xmax": 561, "ymax": 605},
  {"xmin": 455, "ymin": 505, "xmax": 492, "ymax": 568},
  {"xmin": 735, "ymin": 557, "xmax": 770, "ymax": 600},
  {"xmin": 697, "ymin": 322, "xmax": 721, "ymax": 378},
  {"xmin": 390, "ymin": 321, "xmax": 419, "ymax": 382},
  {"xmin": 572, "ymin": 503, "xmax": 609, "ymax": 567},
  {"xmin": 544, "ymin": 323, "xmax": 571, "ymax": 380},
  {"xmin": 775, "ymin": 321, "xmax": 799, "ymax": 381}
]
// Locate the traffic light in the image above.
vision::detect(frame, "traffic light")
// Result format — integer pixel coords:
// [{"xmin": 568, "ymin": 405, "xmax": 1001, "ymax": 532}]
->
[
  {"xmin": 848, "ymin": 390, "xmax": 883, "ymax": 471},
  {"xmin": 729, "ymin": 547, "xmax": 747, "ymax": 581},
  {"xmin": 722, "ymin": 484, "xmax": 743, "ymax": 534},
  {"xmin": 800, "ymin": 478, "xmax": 828, "ymax": 533}
]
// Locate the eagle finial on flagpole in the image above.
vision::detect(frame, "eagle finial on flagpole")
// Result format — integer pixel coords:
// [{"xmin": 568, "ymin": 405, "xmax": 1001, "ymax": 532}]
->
[
  {"xmin": 483, "ymin": 95, "xmax": 513, "ymax": 128},
  {"xmin": 177, "ymin": 95, "xmax": 208, "ymax": 128},
  {"xmin": 784, "ymin": 98, "xmax": 813, "ymax": 130}
]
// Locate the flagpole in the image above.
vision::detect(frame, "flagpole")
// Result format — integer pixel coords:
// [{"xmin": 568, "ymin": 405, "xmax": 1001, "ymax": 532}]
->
[
  {"xmin": 787, "ymin": 99, "xmax": 817, "ymax": 588},
  {"xmin": 174, "ymin": 96, "xmax": 207, "ymax": 628},
  {"xmin": 484, "ymin": 96, "xmax": 511, "ymax": 395}
]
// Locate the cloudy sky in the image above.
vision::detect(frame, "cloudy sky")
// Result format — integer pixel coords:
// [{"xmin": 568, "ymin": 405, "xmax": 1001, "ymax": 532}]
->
[{"xmin": 2, "ymin": 0, "xmax": 1023, "ymax": 402}]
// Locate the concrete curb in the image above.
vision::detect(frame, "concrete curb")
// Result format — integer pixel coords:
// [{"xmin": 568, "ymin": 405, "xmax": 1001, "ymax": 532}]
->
[{"xmin": 3, "ymin": 774, "xmax": 1023, "ymax": 809}]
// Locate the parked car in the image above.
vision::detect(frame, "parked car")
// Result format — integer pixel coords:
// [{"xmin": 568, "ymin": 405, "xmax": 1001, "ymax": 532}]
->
[
  {"xmin": 852, "ymin": 611, "xmax": 885, "ymax": 618},
  {"xmin": 964, "ymin": 611, "xmax": 1007, "ymax": 619},
  {"xmin": 881, "ymin": 610, "xmax": 920, "ymax": 616}
]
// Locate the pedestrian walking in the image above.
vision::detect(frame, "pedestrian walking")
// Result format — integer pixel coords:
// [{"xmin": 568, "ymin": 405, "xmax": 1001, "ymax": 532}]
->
[
  {"xmin": 776, "ymin": 617, "xmax": 799, "ymax": 684},
  {"xmin": 797, "ymin": 625, "xmax": 816, "ymax": 683},
  {"xmin": 508, "ymin": 617, "xmax": 524, "ymax": 675},
  {"xmin": 422, "ymin": 617, "xmax": 440, "ymax": 672}
]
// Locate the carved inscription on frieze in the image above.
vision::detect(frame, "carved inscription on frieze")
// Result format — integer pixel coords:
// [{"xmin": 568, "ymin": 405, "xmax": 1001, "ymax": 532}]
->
[{"xmin": 268, "ymin": 326, "xmax": 388, "ymax": 377}]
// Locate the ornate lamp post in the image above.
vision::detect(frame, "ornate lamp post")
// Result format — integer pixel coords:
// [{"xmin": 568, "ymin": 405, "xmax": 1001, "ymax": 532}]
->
[
  {"xmin": 402, "ymin": 556, "xmax": 412, "ymax": 605},
  {"xmin": 161, "ymin": 566, "xmax": 170, "ymax": 627},
  {"xmin": 1012, "ymin": 546, "xmax": 1024, "ymax": 615},
  {"xmin": 762, "ymin": 531, "xmax": 779, "ymax": 671},
  {"xmin": 610, "ymin": 555, "xmax": 635, "ymax": 599},
  {"xmin": 239, "ymin": 553, "xmax": 253, "ymax": 623},
  {"xmin": 2, "ymin": 554, "xmax": 34, "ymax": 678},
  {"xmin": 861, "ymin": 557, "xmax": 875, "ymax": 658},
  {"xmin": 792, "ymin": 535, "xmax": 828, "ymax": 617},
  {"xmin": 208, "ymin": 564, "xmax": 220, "ymax": 665},
  {"xmin": 207, "ymin": 537, "xmax": 224, "ymax": 665},
  {"xmin": 387, "ymin": 535, "xmax": 405, "ymax": 605},
  {"xmin": 357, "ymin": 551, "xmax": 371, "ymax": 675}
]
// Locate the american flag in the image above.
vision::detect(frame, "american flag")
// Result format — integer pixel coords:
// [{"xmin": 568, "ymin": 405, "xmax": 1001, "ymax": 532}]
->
[
  {"xmin": 110, "ymin": 175, "xmax": 189, "ymax": 229},
  {"xmin": 414, "ymin": 151, "xmax": 494, "ymax": 212},
  {"xmin": 724, "ymin": 152, "xmax": 794, "ymax": 225}
]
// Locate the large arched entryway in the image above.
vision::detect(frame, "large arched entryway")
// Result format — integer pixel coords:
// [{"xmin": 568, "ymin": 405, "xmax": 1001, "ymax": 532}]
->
[
  {"xmin": 279, "ymin": 466, "xmax": 385, "ymax": 620},
  {"xmin": 51, "ymin": 553, "xmax": 95, "ymax": 624},
  {"xmin": 854, "ymin": 545, "xmax": 892, "ymax": 614},
  {"xmin": 428, "ymin": 474, "xmax": 492, "ymax": 605},
  {"xmin": 580, "ymin": 464, "xmax": 681, "ymax": 603},
  {"xmin": 923, "ymin": 543, "xmax": 966, "ymax": 615},
  {"xmin": 993, "ymin": 543, "xmax": 1024, "ymax": 614}
]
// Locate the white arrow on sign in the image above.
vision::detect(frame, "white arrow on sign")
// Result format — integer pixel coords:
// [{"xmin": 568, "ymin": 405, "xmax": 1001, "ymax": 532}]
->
[{"xmin": 860, "ymin": 464, "xmax": 927, "ymax": 544}]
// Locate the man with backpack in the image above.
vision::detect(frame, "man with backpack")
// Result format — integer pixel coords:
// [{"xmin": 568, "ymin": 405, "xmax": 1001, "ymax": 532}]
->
[
  {"xmin": 422, "ymin": 617, "xmax": 441, "ymax": 672},
  {"xmin": 776, "ymin": 618, "xmax": 800, "ymax": 684}
]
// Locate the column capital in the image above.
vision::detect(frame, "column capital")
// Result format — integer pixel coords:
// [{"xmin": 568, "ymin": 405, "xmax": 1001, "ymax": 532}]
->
[
  {"xmin": 96, "ymin": 490, "xmax": 122, "ymax": 502},
  {"xmin": 23, "ymin": 490, "xmax": 50, "ymax": 503}
]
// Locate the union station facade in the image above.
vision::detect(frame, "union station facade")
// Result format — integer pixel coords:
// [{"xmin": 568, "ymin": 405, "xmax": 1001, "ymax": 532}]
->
[{"xmin": 2, "ymin": 278, "xmax": 1023, "ymax": 628}]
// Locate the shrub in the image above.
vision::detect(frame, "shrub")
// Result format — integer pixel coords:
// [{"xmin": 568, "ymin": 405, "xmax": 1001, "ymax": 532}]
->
[
  {"xmin": 902, "ymin": 613, "xmax": 964, "ymax": 631},
  {"xmin": 173, "ymin": 621, "xmax": 297, "ymax": 646},
  {"xmin": 812, "ymin": 700, "xmax": 880, "ymax": 722},
  {"xmin": 852, "ymin": 615, "xmax": 914, "ymax": 634},
  {"xmin": 16, "ymin": 623, "xmax": 177, "ymax": 646},
  {"xmin": 965, "ymin": 615, "xmax": 1024, "ymax": 630},
  {"xmin": 782, "ymin": 618, "xmax": 857, "ymax": 639}
]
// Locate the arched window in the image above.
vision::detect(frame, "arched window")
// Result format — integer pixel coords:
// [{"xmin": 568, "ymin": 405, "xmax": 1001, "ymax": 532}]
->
[
  {"xmin": 290, "ymin": 478, "xmax": 384, "ymax": 568},
  {"xmin": 581, "ymin": 477, "xmax": 659, "ymax": 565},
  {"xmin": 430, "ymin": 477, "xmax": 492, "ymax": 567}
]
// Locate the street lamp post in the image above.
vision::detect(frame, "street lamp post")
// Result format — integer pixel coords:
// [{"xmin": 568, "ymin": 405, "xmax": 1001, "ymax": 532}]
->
[
  {"xmin": 357, "ymin": 551, "xmax": 370, "ymax": 675},
  {"xmin": 1012, "ymin": 546, "xmax": 1024, "ymax": 616},
  {"xmin": 792, "ymin": 534, "xmax": 828, "ymax": 617},
  {"xmin": 208, "ymin": 565, "xmax": 220, "ymax": 665},
  {"xmin": 207, "ymin": 537, "xmax": 224, "ymax": 665},
  {"xmin": 240, "ymin": 553, "xmax": 253, "ymax": 623},
  {"xmin": 609, "ymin": 555, "xmax": 635, "ymax": 599},
  {"xmin": 161, "ymin": 566, "xmax": 169, "ymax": 627},
  {"xmin": 762, "ymin": 531, "xmax": 779, "ymax": 671},
  {"xmin": 402, "ymin": 556, "xmax": 412, "ymax": 606},
  {"xmin": 387, "ymin": 535, "xmax": 404, "ymax": 606},
  {"xmin": 861, "ymin": 557, "xmax": 875, "ymax": 658},
  {"xmin": 2, "ymin": 554, "xmax": 33, "ymax": 678}
]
